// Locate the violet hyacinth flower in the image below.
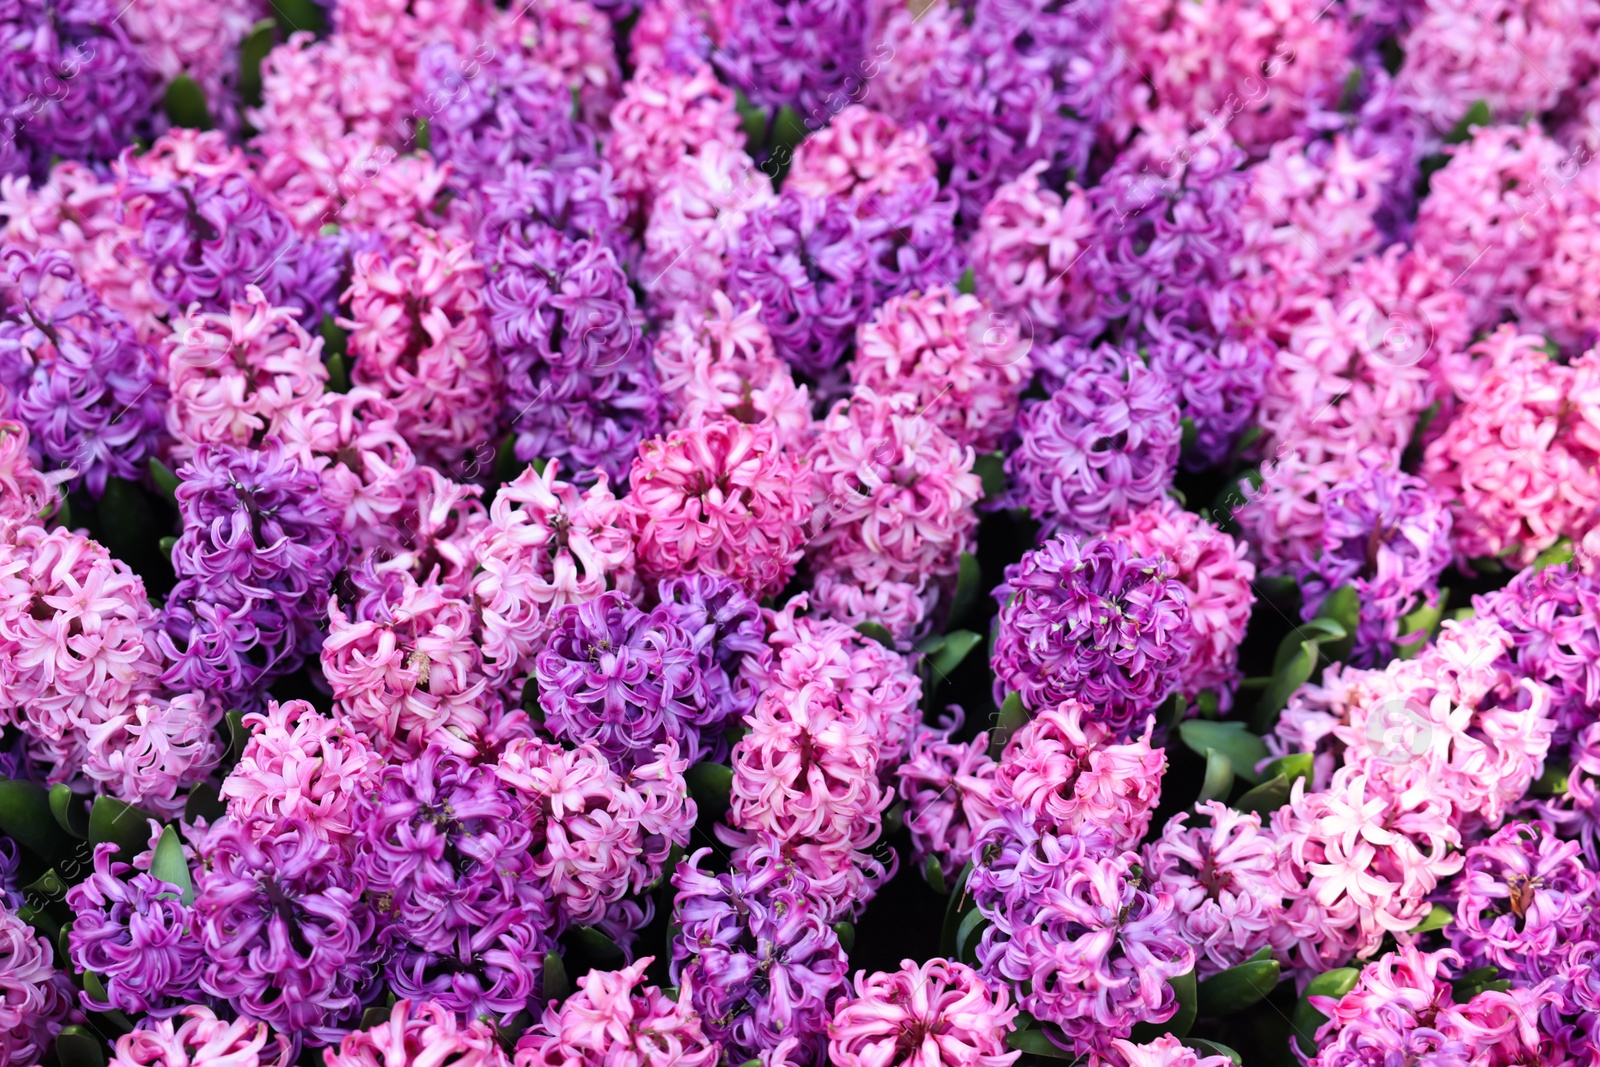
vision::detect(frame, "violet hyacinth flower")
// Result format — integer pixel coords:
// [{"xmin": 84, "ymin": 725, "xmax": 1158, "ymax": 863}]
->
[
  {"xmin": 649, "ymin": 574, "xmax": 772, "ymax": 758},
  {"xmin": 714, "ymin": 0, "xmax": 869, "ymax": 115},
  {"xmin": 192, "ymin": 816, "xmax": 383, "ymax": 1045},
  {"xmin": 66, "ymin": 842, "xmax": 204, "ymax": 1017},
  {"xmin": 536, "ymin": 590, "xmax": 722, "ymax": 768},
  {"xmin": 481, "ymin": 226, "xmax": 661, "ymax": 485},
  {"xmin": 671, "ymin": 841, "xmax": 849, "ymax": 1065},
  {"xmin": 0, "ymin": 903, "xmax": 75, "ymax": 1066},
  {"xmin": 0, "ymin": 248, "xmax": 165, "ymax": 497},
  {"xmin": 969, "ymin": 811, "xmax": 1194, "ymax": 1058},
  {"xmin": 991, "ymin": 533, "xmax": 1194, "ymax": 736},
  {"xmin": 121, "ymin": 169, "xmax": 341, "ymax": 326},
  {"xmin": 0, "ymin": 0, "xmax": 159, "ymax": 176}
]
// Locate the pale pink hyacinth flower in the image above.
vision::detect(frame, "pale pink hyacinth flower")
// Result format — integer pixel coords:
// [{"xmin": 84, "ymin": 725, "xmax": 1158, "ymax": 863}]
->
[
  {"xmin": 513, "ymin": 957, "xmax": 718, "ymax": 1067},
  {"xmin": 106, "ymin": 1006, "xmax": 290, "ymax": 1067},
  {"xmin": 851, "ymin": 287, "xmax": 1033, "ymax": 453},
  {"xmin": 0, "ymin": 420, "xmax": 59, "ymax": 527},
  {"xmin": 898, "ymin": 720, "xmax": 1000, "ymax": 886},
  {"xmin": 121, "ymin": 0, "xmax": 263, "ymax": 125},
  {"xmin": 324, "ymin": 998, "xmax": 509, "ymax": 1067},
  {"xmin": 162, "ymin": 288, "xmax": 328, "ymax": 465},
  {"xmin": 323, "ymin": 575, "xmax": 492, "ymax": 759},
  {"xmin": 221, "ymin": 699, "xmax": 384, "ymax": 848},
  {"xmin": 1110, "ymin": 499, "xmax": 1255, "ymax": 708},
  {"xmin": 827, "ymin": 958, "xmax": 1019, "ymax": 1067},
  {"xmin": 1144, "ymin": 802, "xmax": 1296, "ymax": 979},
  {"xmin": 640, "ymin": 141, "xmax": 775, "ymax": 319},
  {"xmin": 807, "ymin": 571, "xmax": 941, "ymax": 650},
  {"xmin": 604, "ymin": 60, "xmax": 744, "ymax": 211},
  {"xmin": 993, "ymin": 698, "xmax": 1166, "ymax": 850},
  {"xmin": 786, "ymin": 105, "xmax": 938, "ymax": 206},
  {"xmin": 624, "ymin": 415, "xmax": 815, "ymax": 599},
  {"xmin": 1108, "ymin": 1034, "xmax": 1235, "ymax": 1067},
  {"xmin": 1234, "ymin": 444, "xmax": 1390, "ymax": 576},
  {"xmin": 650, "ymin": 291, "xmax": 812, "ymax": 449},
  {"xmin": 81, "ymin": 691, "xmax": 225, "ymax": 820},
  {"xmin": 342, "ymin": 227, "xmax": 501, "ymax": 477},
  {"xmin": 969, "ymin": 163, "xmax": 1097, "ymax": 341},
  {"xmin": 470, "ymin": 460, "xmax": 637, "ymax": 689}
]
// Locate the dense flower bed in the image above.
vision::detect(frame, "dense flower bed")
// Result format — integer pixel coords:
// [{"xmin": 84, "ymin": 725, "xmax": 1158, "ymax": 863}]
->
[{"xmin": 1, "ymin": 0, "xmax": 1599, "ymax": 1065}]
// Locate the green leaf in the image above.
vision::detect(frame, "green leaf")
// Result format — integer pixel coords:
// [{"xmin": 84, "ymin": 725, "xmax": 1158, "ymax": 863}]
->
[
  {"xmin": 151, "ymin": 826, "xmax": 194, "ymax": 905},
  {"xmin": 987, "ymin": 693, "xmax": 1028, "ymax": 760},
  {"xmin": 832, "ymin": 921, "xmax": 855, "ymax": 954},
  {"xmin": 1451, "ymin": 965, "xmax": 1509, "ymax": 1001},
  {"xmin": 883, "ymin": 801, "xmax": 903, "ymax": 836},
  {"xmin": 1199, "ymin": 748, "xmax": 1234, "ymax": 803},
  {"xmin": 1313, "ymin": 585, "xmax": 1360, "ymax": 664},
  {"xmin": 1197, "ymin": 958, "xmax": 1281, "ymax": 1015},
  {"xmin": 1187, "ymin": 1040, "xmax": 1243, "ymax": 1065},
  {"xmin": 148, "ymin": 457, "xmax": 180, "ymax": 502},
  {"xmin": 1533, "ymin": 538, "xmax": 1575, "ymax": 572},
  {"xmin": 237, "ymin": 18, "xmax": 275, "ymax": 110},
  {"xmin": 50, "ymin": 784, "xmax": 89, "ymax": 839},
  {"xmin": 1410, "ymin": 904, "xmax": 1452, "ymax": 934},
  {"xmin": 273, "ymin": 0, "xmax": 324, "ymax": 33},
  {"xmin": 1396, "ymin": 594, "xmax": 1446, "ymax": 659},
  {"xmin": 359, "ymin": 1005, "xmax": 393, "ymax": 1030},
  {"xmin": 854, "ymin": 622, "xmax": 894, "ymax": 647},
  {"xmin": 948, "ymin": 552, "xmax": 982, "ymax": 627},
  {"xmin": 772, "ymin": 106, "xmax": 808, "ymax": 149},
  {"xmin": 1445, "ymin": 99, "xmax": 1491, "ymax": 144},
  {"xmin": 159, "ymin": 535, "xmax": 177, "ymax": 557},
  {"xmin": 89, "ymin": 795, "xmax": 154, "ymax": 863},
  {"xmin": 915, "ymin": 633, "xmax": 947, "ymax": 655},
  {"xmin": 1179, "ymin": 416, "xmax": 1198, "ymax": 453},
  {"xmin": 322, "ymin": 321, "xmax": 350, "ymax": 393},
  {"xmin": 1258, "ymin": 752, "xmax": 1313, "ymax": 787},
  {"xmin": 56, "ymin": 1025, "xmax": 107, "ymax": 1067},
  {"xmin": 1254, "ymin": 640, "xmax": 1318, "ymax": 732},
  {"xmin": 685, "ymin": 762, "xmax": 733, "ymax": 814},
  {"xmin": 1234, "ymin": 774, "xmax": 1293, "ymax": 815},
  {"xmin": 957, "ymin": 267, "xmax": 976, "ymax": 295},
  {"xmin": 164, "ymin": 75, "xmax": 212, "ymax": 130},
  {"xmin": 1292, "ymin": 967, "xmax": 1360, "ymax": 1054},
  {"xmin": 1533, "ymin": 762, "xmax": 1570, "ymax": 796},
  {"xmin": 23, "ymin": 869, "xmax": 65, "ymax": 899},
  {"xmin": 930, "ymin": 630, "xmax": 981, "ymax": 679},
  {"xmin": 415, "ymin": 117, "xmax": 431, "ymax": 153},
  {"xmin": 1196, "ymin": 689, "xmax": 1219, "ymax": 719},
  {"xmin": 734, "ymin": 90, "xmax": 768, "ymax": 148},
  {"xmin": 0, "ymin": 778, "xmax": 71, "ymax": 864},
  {"xmin": 542, "ymin": 952, "xmax": 569, "ymax": 1002},
  {"xmin": 17, "ymin": 904, "xmax": 59, "ymax": 944},
  {"xmin": 923, "ymin": 854, "xmax": 948, "ymax": 895},
  {"xmin": 79, "ymin": 970, "xmax": 135, "ymax": 1033},
  {"xmin": 973, "ymin": 452, "xmax": 1006, "ymax": 500},
  {"xmin": 1167, "ymin": 968, "xmax": 1198, "ymax": 1038},
  {"xmin": 57, "ymin": 921, "xmax": 73, "ymax": 965},
  {"xmin": 493, "ymin": 432, "xmax": 522, "ymax": 486},
  {"xmin": 940, "ymin": 861, "xmax": 974, "ymax": 957},
  {"xmin": 226, "ymin": 710, "xmax": 250, "ymax": 764},
  {"xmin": 955, "ymin": 906, "xmax": 986, "ymax": 965},
  {"xmin": 184, "ymin": 782, "xmax": 226, "ymax": 824},
  {"xmin": 1005, "ymin": 1029, "xmax": 1077, "ymax": 1058},
  {"xmin": 568, "ymin": 925, "xmax": 624, "ymax": 964},
  {"xmin": 1178, "ymin": 721, "xmax": 1269, "ymax": 784}
]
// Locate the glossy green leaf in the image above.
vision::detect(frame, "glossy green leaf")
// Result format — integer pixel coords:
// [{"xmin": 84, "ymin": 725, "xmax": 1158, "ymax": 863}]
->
[
  {"xmin": 955, "ymin": 907, "xmax": 986, "ymax": 966},
  {"xmin": 735, "ymin": 90, "xmax": 767, "ymax": 148},
  {"xmin": 940, "ymin": 861, "xmax": 974, "ymax": 956},
  {"xmin": 1410, "ymin": 904, "xmax": 1452, "ymax": 934},
  {"xmin": 0, "ymin": 778, "xmax": 70, "ymax": 864},
  {"xmin": 1445, "ymin": 99, "xmax": 1492, "ymax": 144},
  {"xmin": 542, "ymin": 952, "xmax": 569, "ymax": 1002},
  {"xmin": 57, "ymin": 922, "xmax": 73, "ymax": 965},
  {"xmin": 832, "ymin": 921, "xmax": 856, "ymax": 954},
  {"xmin": 930, "ymin": 630, "xmax": 981, "ymax": 679},
  {"xmin": 1234, "ymin": 774, "xmax": 1293, "ymax": 815},
  {"xmin": 1195, "ymin": 689, "xmax": 1219, "ymax": 719},
  {"xmin": 568, "ymin": 925, "xmax": 624, "ymax": 964},
  {"xmin": 957, "ymin": 267, "xmax": 976, "ymax": 294},
  {"xmin": 1005, "ymin": 1029, "xmax": 1077, "ymax": 1058},
  {"xmin": 973, "ymin": 452, "xmax": 1005, "ymax": 500},
  {"xmin": 273, "ymin": 0, "xmax": 324, "ymax": 33},
  {"xmin": 947, "ymin": 552, "xmax": 981, "ymax": 630},
  {"xmin": 323, "ymin": 323, "xmax": 351, "ymax": 394},
  {"xmin": 1533, "ymin": 538, "xmax": 1576, "ymax": 572},
  {"xmin": 1179, "ymin": 416, "xmax": 1198, "ymax": 452},
  {"xmin": 1396, "ymin": 590, "xmax": 1448, "ymax": 659},
  {"xmin": 1452, "ymin": 965, "xmax": 1510, "ymax": 1001},
  {"xmin": 158, "ymin": 535, "xmax": 177, "ymax": 557},
  {"xmin": 23, "ymin": 869, "xmax": 65, "ymax": 899},
  {"xmin": 56, "ymin": 1025, "xmax": 107, "ymax": 1067},
  {"xmin": 1168, "ymin": 968, "xmax": 1198, "ymax": 1037},
  {"xmin": 988, "ymin": 693, "xmax": 1028, "ymax": 760},
  {"xmin": 1197, "ymin": 958, "xmax": 1281, "ymax": 1015},
  {"xmin": 360, "ymin": 1005, "xmax": 394, "ymax": 1029},
  {"xmin": 17, "ymin": 904, "xmax": 59, "ymax": 944},
  {"xmin": 1254, "ymin": 640, "xmax": 1318, "ymax": 732},
  {"xmin": 237, "ymin": 18, "xmax": 275, "ymax": 110},
  {"xmin": 1534, "ymin": 762, "xmax": 1570, "ymax": 796},
  {"xmin": 1292, "ymin": 967, "xmax": 1360, "ymax": 1054},
  {"xmin": 1198, "ymin": 748, "xmax": 1234, "ymax": 803},
  {"xmin": 773, "ymin": 106, "xmax": 808, "ymax": 148},
  {"xmin": 854, "ymin": 622, "xmax": 894, "ymax": 647},
  {"xmin": 685, "ymin": 762, "xmax": 734, "ymax": 814},
  {"xmin": 148, "ymin": 457, "xmax": 180, "ymax": 502},
  {"xmin": 924, "ymin": 854, "xmax": 948, "ymax": 895},
  {"xmin": 1178, "ymin": 721, "xmax": 1269, "ymax": 785},
  {"xmin": 89, "ymin": 795, "xmax": 155, "ymax": 862},
  {"xmin": 165, "ymin": 75, "xmax": 212, "ymax": 130},
  {"xmin": 80, "ymin": 970, "xmax": 135, "ymax": 1032},
  {"xmin": 225, "ymin": 710, "xmax": 250, "ymax": 764},
  {"xmin": 1258, "ymin": 752, "xmax": 1313, "ymax": 787},
  {"xmin": 50, "ymin": 784, "xmax": 89, "ymax": 838},
  {"xmin": 415, "ymin": 117, "xmax": 431, "ymax": 152},
  {"xmin": 883, "ymin": 801, "xmax": 904, "ymax": 836},
  {"xmin": 1313, "ymin": 585, "xmax": 1360, "ymax": 664},
  {"xmin": 1187, "ymin": 1039, "xmax": 1242, "ymax": 1065},
  {"xmin": 151, "ymin": 826, "xmax": 194, "ymax": 905},
  {"xmin": 915, "ymin": 633, "xmax": 947, "ymax": 655}
]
